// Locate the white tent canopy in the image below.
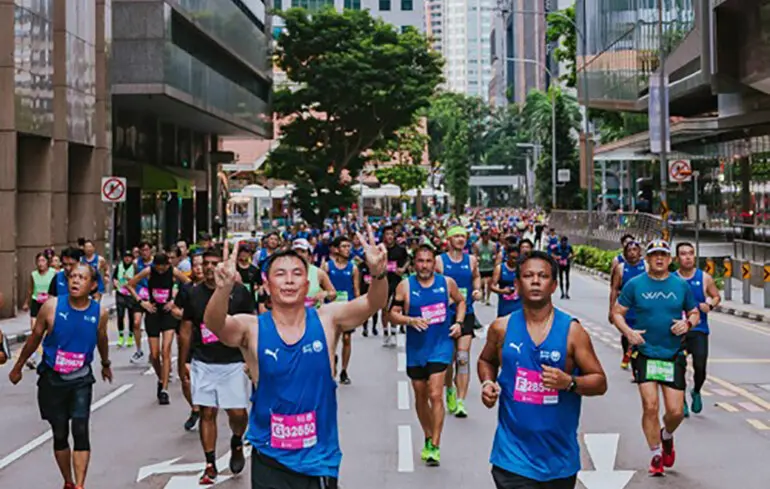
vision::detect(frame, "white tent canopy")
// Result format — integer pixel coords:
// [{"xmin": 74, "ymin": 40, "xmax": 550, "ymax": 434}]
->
[
  {"xmin": 405, "ymin": 187, "xmax": 447, "ymax": 197},
  {"xmin": 378, "ymin": 184, "xmax": 401, "ymax": 197},
  {"xmin": 270, "ymin": 184, "xmax": 295, "ymax": 199},
  {"xmin": 240, "ymin": 184, "xmax": 270, "ymax": 198}
]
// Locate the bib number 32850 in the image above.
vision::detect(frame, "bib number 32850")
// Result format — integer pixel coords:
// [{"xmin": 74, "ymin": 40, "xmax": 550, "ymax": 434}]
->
[
  {"xmin": 271, "ymin": 411, "xmax": 318, "ymax": 450},
  {"xmin": 646, "ymin": 359, "xmax": 675, "ymax": 382}
]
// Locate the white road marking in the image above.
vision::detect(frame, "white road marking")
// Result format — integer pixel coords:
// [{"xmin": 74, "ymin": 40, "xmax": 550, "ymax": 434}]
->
[
  {"xmin": 578, "ymin": 433, "xmax": 634, "ymax": 489},
  {"xmin": 0, "ymin": 383, "xmax": 134, "ymax": 470},
  {"xmin": 163, "ymin": 475, "xmax": 233, "ymax": 488},
  {"xmin": 138, "ymin": 446, "xmax": 252, "ymax": 483},
  {"xmin": 397, "ymin": 425, "xmax": 414, "ymax": 472},
  {"xmin": 397, "ymin": 352, "xmax": 406, "ymax": 372},
  {"xmin": 397, "ymin": 381, "xmax": 410, "ymax": 410},
  {"xmin": 144, "ymin": 355, "xmax": 178, "ymax": 376},
  {"xmin": 396, "ymin": 333, "xmax": 405, "ymax": 349}
]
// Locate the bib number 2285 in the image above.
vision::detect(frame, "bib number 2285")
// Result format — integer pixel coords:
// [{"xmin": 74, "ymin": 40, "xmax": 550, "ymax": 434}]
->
[{"xmin": 646, "ymin": 359, "xmax": 675, "ymax": 383}]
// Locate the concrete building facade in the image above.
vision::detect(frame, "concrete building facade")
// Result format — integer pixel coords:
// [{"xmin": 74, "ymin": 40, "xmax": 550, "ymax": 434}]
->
[
  {"xmin": 425, "ymin": 0, "xmax": 443, "ymax": 52},
  {"xmin": 443, "ymin": 0, "xmax": 495, "ymax": 100},
  {"xmin": 272, "ymin": 0, "xmax": 426, "ymax": 34},
  {"xmin": 0, "ymin": 0, "xmax": 111, "ymax": 317}
]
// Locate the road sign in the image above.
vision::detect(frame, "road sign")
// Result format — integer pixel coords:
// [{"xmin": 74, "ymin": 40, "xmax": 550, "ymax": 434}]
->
[
  {"xmin": 724, "ymin": 258, "xmax": 732, "ymax": 278},
  {"xmin": 577, "ymin": 433, "xmax": 634, "ymax": 489},
  {"xmin": 764, "ymin": 264, "xmax": 770, "ymax": 282},
  {"xmin": 557, "ymin": 169, "xmax": 571, "ymax": 183},
  {"xmin": 742, "ymin": 262, "xmax": 751, "ymax": 280},
  {"xmin": 101, "ymin": 177, "xmax": 126, "ymax": 203},
  {"xmin": 705, "ymin": 258, "xmax": 715, "ymax": 276},
  {"xmin": 649, "ymin": 75, "xmax": 671, "ymax": 153},
  {"xmin": 668, "ymin": 159, "xmax": 692, "ymax": 183}
]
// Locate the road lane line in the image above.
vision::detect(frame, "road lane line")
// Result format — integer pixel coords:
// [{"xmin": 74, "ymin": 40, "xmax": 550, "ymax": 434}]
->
[
  {"xmin": 738, "ymin": 402, "xmax": 764, "ymax": 413},
  {"xmin": 397, "ymin": 334, "xmax": 405, "ymax": 349},
  {"xmin": 709, "ymin": 358, "xmax": 770, "ymax": 364},
  {"xmin": 397, "ymin": 425, "xmax": 414, "ymax": 472},
  {"xmin": 708, "ymin": 375, "xmax": 770, "ymax": 411},
  {"xmin": 710, "ymin": 388, "xmax": 737, "ymax": 397},
  {"xmin": 397, "ymin": 381, "xmax": 410, "ymax": 410},
  {"xmin": 701, "ymin": 388, "xmax": 712, "ymax": 396},
  {"xmin": 397, "ymin": 352, "xmax": 406, "ymax": 372},
  {"xmin": 715, "ymin": 402, "xmax": 739, "ymax": 413},
  {"xmin": 747, "ymin": 419, "xmax": 770, "ymax": 430},
  {"xmin": 0, "ymin": 383, "xmax": 134, "ymax": 471}
]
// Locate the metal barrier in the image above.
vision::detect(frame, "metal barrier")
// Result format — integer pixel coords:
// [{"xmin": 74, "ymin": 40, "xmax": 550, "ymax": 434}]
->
[{"xmin": 549, "ymin": 210, "xmax": 663, "ymax": 248}]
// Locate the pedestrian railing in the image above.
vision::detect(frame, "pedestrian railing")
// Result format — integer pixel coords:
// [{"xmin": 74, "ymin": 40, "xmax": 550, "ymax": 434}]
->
[{"xmin": 549, "ymin": 210, "xmax": 663, "ymax": 246}]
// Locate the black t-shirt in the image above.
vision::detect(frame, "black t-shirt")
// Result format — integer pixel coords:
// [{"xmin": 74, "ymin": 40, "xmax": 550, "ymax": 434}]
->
[
  {"xmin": 183, "ymin": 283, "xmax": 255, "ymax": 364},
  {"xmin": 174, "ymin": 282, "xmax": 195, "ymax": 310},
  {"xmin": 237, "ymin": 264, "xmax": 263, "ymax": 305},
  {"xmin": 386, "ymin": 245, "xmax": 409, "ymax": 286}
]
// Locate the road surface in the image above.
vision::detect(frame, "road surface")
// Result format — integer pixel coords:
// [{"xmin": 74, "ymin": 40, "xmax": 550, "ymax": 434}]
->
[{"xmin": 2, "ymin": 270, "xmax": 770, "ymax": 488}]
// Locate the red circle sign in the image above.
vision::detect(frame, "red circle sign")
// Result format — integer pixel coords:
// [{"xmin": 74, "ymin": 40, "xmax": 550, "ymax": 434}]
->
[
  {"xmin": 669, "ymin": 160, "xmax": 691, "ymax": 182},
  {"xmin": 102, "ymin": 177, "xmax": 126, "ymax": 202}
]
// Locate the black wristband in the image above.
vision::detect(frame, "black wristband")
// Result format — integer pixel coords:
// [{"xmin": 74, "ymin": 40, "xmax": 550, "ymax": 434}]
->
[{"xmin": 101, "ymin": 360, "xmax": 111, "ymax": 368}]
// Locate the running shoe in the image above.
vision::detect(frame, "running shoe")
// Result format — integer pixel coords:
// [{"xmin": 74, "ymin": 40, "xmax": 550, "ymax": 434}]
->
[
  {"xmin": 159, "ymin": 390, "xmax": 170, "ymax": 405},
  {"xmin": 184, "ymin": 411, "xmax": 200, "ymax": 431},
  {"xmin": 199, "ymin": 464, "xmax": 218, "ymax": 485},
  {"xmin": 691, "ymin": 391, "xmax": 703, "ymax": 414},
  {"xmin": 157, "ymin": 381, "xmax": 163, "ymax": 398},
  {"xmin": 126, "ymin": 334, "xmax": 135, "ymax": 348},
  {"xmin": 64, "ymin": 483, "xmax": 76, "ymax": 489},
  {"xmin": 683, "ymin": 400, "xmax": 689, "ymax": 418},
  {"xmin": 454, "ymin": 398, "xmax": 468, "ymax": 418},
  {"xmin": 117, "ymin": 335, "xmax": 125, "ymax": 348},
  {"xmin": 426, "ymin": 444, "xmax": 440, "ymax": 467},
  {"xmin": 446, "ymin": 387, "xmax": 458, "ymax": 414},
  {"xmin": 339, "ymin": 370, "xmax": 351, "ymax": 385},
  {"xmin": 620, "ymin": 351, "xmax": 631, "ymax": 370},
  {"xmin": 420, "ymin": 438, "xmax": 432, "ymax": 461},
  {"xmin": 661, "ymin": 430, "xmax": 676, "ymax": 468},
  {"xmin": 230, "ymin": 444, "xmax": 246, "ymax": 474},
  {"xmin": 649, "ymin": 454, "xmax": 664, "ymax": 476},
  {"xmin": 130, "ymin": 350, "xmax": 144, "ymax": 364}
]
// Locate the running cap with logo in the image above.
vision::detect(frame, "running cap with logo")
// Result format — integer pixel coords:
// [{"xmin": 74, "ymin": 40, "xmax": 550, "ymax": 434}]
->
[
  {"xmin": 446, "ymin": 226, "xmax": 468, "ymax": 238},
  {"xmin": 292, "ymin": 238, "xmax": 313, "ymax": 252},
  {"xmin": 646, "ymin": 239, "xmax": 671, "ymax": 255}
]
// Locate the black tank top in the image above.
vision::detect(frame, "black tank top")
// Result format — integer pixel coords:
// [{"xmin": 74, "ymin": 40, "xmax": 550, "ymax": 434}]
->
[{"xmin": 148, "ymin": 268, "xmax": 174, "ymax": 305}]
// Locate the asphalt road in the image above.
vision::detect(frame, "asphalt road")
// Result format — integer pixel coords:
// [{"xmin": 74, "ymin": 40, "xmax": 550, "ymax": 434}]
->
[{"xmin": 2, "ymin": 270, "xmax": 770, "ymax": 488}]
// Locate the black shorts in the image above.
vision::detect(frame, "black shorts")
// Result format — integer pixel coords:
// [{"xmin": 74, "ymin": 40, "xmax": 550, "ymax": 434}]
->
[
  {"xmin": 251, "ymin": 451, "xmax": 338, "ymax": 489},
  {"xmin": 116, "ymin": 292, "xmax": 136, "ymax": 311},
  {"xmin": 630, "ymin": 351, "xmax": 686, "ymax": 391},
  {"xmin": 492, "ymin": 466, "xmax": 576, "ymax": 489},
  {"xmin": 480, "ymin": 270, "xmax": 494, "ymax": 278},
  {"xmin": 406, "ymin": 362, "xmax": 449, "ymax": 381},
  {"xmin": 37, "ymin": 372, "xmax": 94, "ymax": 422},
  {"xmin": 30, "ymin": 300, "xmax": 44, "ymax": 318},
  {"xmin": 386, "ymin": 280, "xmax": 399, "ymax": 309},
  {"xmin": 145, "ymin": 313, "xmax": 177, "ymax": 338},
  {"xmin": 452, "ymin": 313, "xmax": 476, "ymax": 338}
]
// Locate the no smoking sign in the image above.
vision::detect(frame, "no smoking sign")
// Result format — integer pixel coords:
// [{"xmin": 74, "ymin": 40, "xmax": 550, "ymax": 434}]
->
[
  {"xmin": 101, "ymin": 177, "xmax": 126, "ymax": 203},
  {"xmin": 668, "ymin": 159, "xmax": 692, "ymax": 183}
]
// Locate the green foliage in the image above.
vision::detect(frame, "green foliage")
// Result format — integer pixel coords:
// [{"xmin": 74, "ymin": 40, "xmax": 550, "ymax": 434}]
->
[
  {"xmin": 573, "ymin": 245, "xmax": 618, "ymax": 274},
  {"xmin": 375, "ymin": 164, "xmax": 427, "ymax": 193},
  {"xmin": 590, "ymin": 109, "xmax": 649, "ymax": 143},
  {"xmin": 546, "ymin": 6, "xmax": 577, "ymax": 88},
  {"xmin": 266, "ymin": 8, "xmax": 443, "ymax": 225}
]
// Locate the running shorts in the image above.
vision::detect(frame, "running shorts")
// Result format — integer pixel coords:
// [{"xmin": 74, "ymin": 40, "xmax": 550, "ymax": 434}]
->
[
  {"xmin": 406, "ymin": 362, "xmax": 449, "ymax": 381},
  {"xmin": 37, "ymin": 370, "xmax": 94, "ymax": 422},
  {"xmin": 480, "ymin": 270, "xmax": 494, "ymax": 279},
  {"xmin": 630, "ymin": 350, "xmax": 686, "ymax": 391},
  {"xmin": 144, "ymin": 313, "xmax": 177, "ymax": 338},
  {"xmin": 30, "ymin": 300, "xmax": 44, "ymax": 318},
  {"xmin": 191, "ymin": 360, "xmax": 250, "ymax": 409},
  {"xmin": 492, "ymin": 466, "xmax": 577, "ymax": 489},
  {"xmin": 251, "ymin": 451, "xmax": 338, "ymax": 489}
]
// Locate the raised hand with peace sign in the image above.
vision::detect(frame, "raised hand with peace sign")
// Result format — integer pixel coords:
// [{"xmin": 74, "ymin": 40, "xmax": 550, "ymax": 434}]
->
[
  {"xmin": 356, "ymin": 223, "xmax": 387, "ymax": 279},
  {"xmin": 214, "ymin": 240, "xmax": 241, "ymax": 291}
]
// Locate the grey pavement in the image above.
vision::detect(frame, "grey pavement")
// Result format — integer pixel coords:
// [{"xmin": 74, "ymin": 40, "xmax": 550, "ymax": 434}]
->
[{"xmin": 2, "ymin": 276, "xmax": 770, "ymax": 487}]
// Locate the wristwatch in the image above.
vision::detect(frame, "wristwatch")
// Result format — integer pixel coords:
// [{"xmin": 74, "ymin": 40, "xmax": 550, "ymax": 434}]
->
[
  {"xmin": 101, "ymin": 360, "xmax": 112, "ymax": 368},
  {"xmin": 567, "ymin": 376, "xmax": 578, "ymax": 393}
]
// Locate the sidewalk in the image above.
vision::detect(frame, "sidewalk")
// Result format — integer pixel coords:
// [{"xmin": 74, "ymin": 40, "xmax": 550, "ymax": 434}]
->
[
  {"xmin": 573, "ymin": 263, "xmax": 770, "ymax": 326},
  {"xmin": 0, "ymin": 295, "xmax": 117, "ymax": 346}
]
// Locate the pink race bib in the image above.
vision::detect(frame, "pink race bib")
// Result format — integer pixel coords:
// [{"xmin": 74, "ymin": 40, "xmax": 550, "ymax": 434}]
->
[
  {"xmin": 420, "ymin": 302, "xmax": 447, "ymax": 325},
  {"xmin": 559, "ymin": 258, "xmax": 567, "ymax": 267},
  {"xmin": 200, "ymin": 322, "xmax": 219, "ymax": 344},
  {"xmin": 270, "ymin": 411, "xmax": 318, "ymax": 450},
  {"xmin": 364, "ymin": 274, "xmax": 372, "ymax": 284},
  {"xmin": 54, "ymin": 350, "xmax": 86, "ymax": 374},
  {"xmin": 304, "ymin": 297, "xmax": 316, "ymax": 308},
  {"xmin": 387, "ymin": 261, "xmax": 397, "ymax": 273},
  {"xmin": 138, "ymin": 288, "xmax": 149, "ymax": 300},
  {"xmin": 152, "ymin": 288, "xmax": 170, "ymax": 303},
  {"xmin": 502, "ymin": 292, "xmax": 518, "ymax": 301},
  {"xmin": 513, "ymin": 367, "xmax": 559, "ymax": 405},
  {"xmin": 36, "ymin": 293, "xmax": 49, "ymax": 304},
  {"xmin": 119, "ymin": 287, "xmax": 129, "ymax": 295}
]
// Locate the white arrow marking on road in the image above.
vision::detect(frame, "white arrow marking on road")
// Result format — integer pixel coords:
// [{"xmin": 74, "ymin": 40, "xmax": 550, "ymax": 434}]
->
[
  {"xmin": 578, "ymin": 434, "xmax": 634, "ymax": 489},
  {"xmin": 0, "ymin": 383, "xmax": 134, "ymax": 470},
  {"xmin": 396, "ymin": 334, "xmax": 405, "ymax": 349},
  {"xmin": 163, "ymin": 475, "xmax": 233, "ymax": 488},
  {"xmin": 137, "ymin": 445, "xmax": 252, "ymax": 483}
]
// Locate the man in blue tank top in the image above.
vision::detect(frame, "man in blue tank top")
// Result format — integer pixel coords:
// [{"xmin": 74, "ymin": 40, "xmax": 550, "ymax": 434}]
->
[
  {"xmin": 612, "ymin": 239, "xmax": 700, "ymax": 477},
  {"xmin": 130, "ymin": 241, "xmax": 154, "ymax": 364},
  {"xmin": 609, "ymin": 240, "xmax": 646, "ymax": 369},
  {"xmin": 478, "ymin": 251, "xmax": 607, "ymax": 489},
  {"xmin": 436, "ymin": 225, "xmax": 482, "ymax": 418},
  {"xmin": 675, "ymin": 242, "xmax": 721, "ymax": 416},
  {"xmin": 81, "ymin": 239, "xmax": 107, "ymax": 302},
  {"xmin": 9, "ymin": 263, "xmax": 112, "ymax": 489},
  {"xmin": 202, "ymin": 224, "xmax": 388, "ymax": 489},
  {"xmin": 389, "ymin": 244, "xmax": 467, "ymax": 467},
  {"xmin": 323, "ymin": 235, "xmax": 360, "ymax": 385},
  {"xmin": 611, "ymin": 234, "xmax": 636, "ymax": 271}
]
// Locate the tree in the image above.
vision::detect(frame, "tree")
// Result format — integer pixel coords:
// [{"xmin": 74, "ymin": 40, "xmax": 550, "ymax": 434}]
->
[
  {"xmin": 546, "ymin": 6, "xmax": 577, "ymax": 88},
  {"xmin": 375, "ymin": 164, "xmax": 427, "ymax": 193},
  {"xmin": 266, "ymin": 8, "xmax": 443, "ymax": 225}
]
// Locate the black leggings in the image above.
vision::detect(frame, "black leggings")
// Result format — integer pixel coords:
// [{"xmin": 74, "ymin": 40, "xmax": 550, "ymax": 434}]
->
[
  {"xmin": 116, "ymin": 294, "xmax": 132, "ymax": 334},
  {"xmin": 559, "ymin": 264, "xmax": 570, "ymax": 293},
  {"xmin": 51, "ymin": 418, "xmax": 90, "ymax": 451},
  {"xmin": 621, "ymin": 335, "xmax": 629, "ymax": 354},
  {"xmin": 684, "ymin": 331, "xmax": 709, "ymax": 393}
]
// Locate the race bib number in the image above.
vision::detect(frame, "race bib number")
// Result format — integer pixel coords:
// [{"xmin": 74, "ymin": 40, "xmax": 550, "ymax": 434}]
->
[
  {"xmin": 387, "ymin": 261, "xmax": 397, "ymax": 273},
  {"xmin": 513, "ymin": 367, "xmax": 559, "ymax": 405},
  {"xmin": 502, "ymin": 291, "xmax": 519, "ymax": 301},
  {"xmin": 420, "ymin": 302, "xmax": 447, "ymax": 325},
  {"xmin": 200, "ymin": 322, "xmax": 219, "ymax": 345},
  {"xmin": 138, "ymin": 288, "xmax": 149, "ymax": 300},
  {"xmin": 119, "ymin": 286, "xmax": 129, "ymax": 296},
  {"xmin": 270, "ymin": 411, "xmax": 318, "ymax": 450},
  {"xmin": 304, "ymin": 297, "xmax": 317, "ymax": 308},
  {"xmin": 35, "ymin": 293, "xmax": 49, "ymax": 304},
  {"xmin": 54, "ymin": 350, "xmax": 86, "ymax": 374},
  {"xmin": 646, "ymin": 359, "xmax": 675, "ymax": 382},
  {"xmin": 335, "ymin": 291, "xmax": 349, "ymax": 302},
  {"xmin": 152, "ymin": 288, "xmax": 170, "ymax": 304},
  {"xmin": 364, "ymin": 274, "xmax": 372, "ymax": 284}
]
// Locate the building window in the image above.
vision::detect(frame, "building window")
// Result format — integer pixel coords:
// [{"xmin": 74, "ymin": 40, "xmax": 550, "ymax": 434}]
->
[
  {"xmin": 401, "ymin": 0, "xmax": 413, "ymax": 10},
  {"xmin": 344, "ymin": 0, "xmax": 361, "ymax": 8},
  {"xmin": 275, "ymin": 0, "xmax": 282, "ymax": 9},
  {"xmin": 379, "ymin": 0, "xmax": 390, "ymax": 10}
]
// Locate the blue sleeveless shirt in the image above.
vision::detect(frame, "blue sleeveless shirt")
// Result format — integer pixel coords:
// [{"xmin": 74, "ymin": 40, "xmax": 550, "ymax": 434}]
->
[
  {"xmin": 490, "ymin": 308, "xmax": 581, "ymax": 481},
  {"xmin": 621, "ymin": 260, "xmax": 646, "ymax": 325},
  {"xmin": 441, "ymin": 252, "xmax": 474, "ymax": 314},
  {"xmin": 53, "ymin": 270, "xmax": 69, "ymax": 296},
  {"xmin": 328, "ymin": 260, "xmax": 355, "ymax": 303},
  {"xmin": 135, "ymin": 258, "xmax": 152, "ymax": 300},
  {"xmin": 248, "ymin": 308, "xmax": 341, "ymax": 477},
  {"xmin": 43, "ymin": 298, "xmax": 100, "ymax": 374},
  {"xmin": 497, "ymin": 263, "xmax": 521, "ymax": 318},
  {"xmin": 81, "ymin": 254, "xmax": 105, "ymax": 293},
  {"xmin": 405, "ymin": 274, "xmax": 453, "ymax": 367},
  {"xmin": 680, "ymin": 269, "xmax": 709, "ymax": 334}
]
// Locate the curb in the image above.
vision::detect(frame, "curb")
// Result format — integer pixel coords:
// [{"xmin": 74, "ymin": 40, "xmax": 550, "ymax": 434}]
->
[
  {"xmin": 5, "ymin": 304, "xmax": 117, "ymax": 347},
  {"xmin": 573, "ymin": 264, "xmax": 770, "ymax": 326}
]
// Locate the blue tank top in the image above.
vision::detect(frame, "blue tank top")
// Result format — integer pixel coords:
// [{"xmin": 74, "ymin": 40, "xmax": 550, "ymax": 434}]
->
[
  {"xmin": 490, "ymin": 308, "xmax": 581, "ymax": 481},
  {"xmin": 135, "ymin": 258, "xmax": 152, "ymax": 298},
  {"xmin": 328, "ymin": 260, "xmax": 355, "ymax": 302},
  {"xmin": 441, "ymin": 252, "xmax": 474, "ymax": 314},
  {"xmin": 405, "ymin": 274, "xmax": 453, "ymax": 367},
  {"xmin": 680, "ymin": 269, "xmax": 708, "ymax": 334},
  {"xmin": 616, "ymin": 254, "xmax": 626, "ymax": 265},
  {"xmin": 258, "ymin": 248, "xmax": 272, "ymax": 273},
  {"xmin": 547, "ymin": 236, "xmax": 559, "ymax": 255},
  {"xmin": 248, "ymin": 308, "xmax": 341, "ymax": 478},
  {"xmin": 497, "ymin": 263, "xmax": 521, "ymax": 318},
  {"xmin": 43, "ymin": 298, "xmax": 100, "ymax": 374},
  {"xmin": 621, "ymin": 261, "xmax": 646, "ymax": 324},
  {"xmin": 81, "ymin": 254, "xmax": 104, "ymax": 292},
  {"xmin": 53, "ymin": 270, "xmax": 69, "ymax": 296}
]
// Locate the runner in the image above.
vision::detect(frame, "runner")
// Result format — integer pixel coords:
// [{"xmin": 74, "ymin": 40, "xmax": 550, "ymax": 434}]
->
[
  {"xmin": 179, "ymin": 249, "xmax": 254, "ymax": 484},
  {"xmin": 352, "ymin": 233, "xmax": 378, "ymax": 336},
  {"xmin": 389, "ymin": 244, "xmax": 466, "ymax": 466},
  {"xmin": 609, "ymin": 240, "xmax": 646, "ymax": 370},
  {"xmin": 478, "ymin": 250, "xmax": 607, "ymax": 489},
  {"xmin": 611, "ymin": 239, "xmax": 700, "ymax": 476},
  {"xmin": 323, "ymin": 236, "xmax": 360, "ymax": 384},
  {"xmin": 382, "ymin": 225, "xmax": 410, "ymax": 347},
  {"xmin": 257, "ymin": 231, "xmax": 281, "ymax": 275},
  {"xmin": 235, "ymin": 244, "xmax": 265, "ymax": 312},
  {"xmin": 202, "ymin": 225, "xmax": 387, "ymax": 488},
  {"xmin": 436, "ymin": 225, "xmax": 481, "ymax": 418},
  {"xmin": 611, "ymin": 234, "xmax": 636, "ymax": 270},
  {"xmin": 519, "ymin": 239, "xmax": 534, "ymax": 257},
  {"xmin": 80, "ymin": 239, "xmax": 107, "ymax": 302},
  {"xmin": 49, "ymin": 248, "xmax": 83, "ymax": 298},
  {"xmin": 675, "ymin": 242, "xmax": 721, "ymax": 416},
  {"xmin": 21, "ymin": 252, "xmax": 56, "ymax": 369},
  {"xmin": 8, "ymin": 263, "xmax": 112, "ymax": 489},
  {"xmin": 474, "ymin": 229, "xmax": 498, "ymax": 305},
  {"xmin": 112, "ymin": 250, "xmax": 136, "ymax": 348},
  {"xmin": 490, "ymin": 245, "xmax": 521, "ymax": 318},
  {"xmin": 126, "ymin": 253, "xmax": 190, "ymax": 404},
  {"xmin": 292, "ymin": 238, "xmax": 337, "ymax": 308},
  {"xmin": 130, "ymin": 242, "xmax": 154, "ymax": 364},
  {"xmin": 554, "ymin": 236, "xmax": 574, "ymax": 299}
]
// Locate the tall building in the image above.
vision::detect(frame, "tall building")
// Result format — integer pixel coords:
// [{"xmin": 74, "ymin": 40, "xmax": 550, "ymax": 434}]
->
[
  {"xmin": 272, "ymin": 0, "xmax": 426, "ymax": 34},
  {"xmin": 0, "ymin": 0, "xmax": 111, "ymax": 317},
  {"xmin": 425, "ymin": 0, "xmax": 443, "ymax": 52},
  {"xmin": 443, "ymin": 0, "xmax": 495, "ymax": 100},
  {"xmin": 506, "ymin": 0, "xmax": 547, "ymax": 105}
]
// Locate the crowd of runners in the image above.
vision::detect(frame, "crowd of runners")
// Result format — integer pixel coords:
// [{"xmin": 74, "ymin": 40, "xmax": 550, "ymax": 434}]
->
[{"xmin": 0, "ymin": 207, "xmax": 722, "ymax": 489}]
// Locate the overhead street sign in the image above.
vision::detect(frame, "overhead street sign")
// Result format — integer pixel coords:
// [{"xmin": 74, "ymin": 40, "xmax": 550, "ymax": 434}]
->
[
  {"xmin": 668, "ymin": 159, "xmax": 692, "ymax": 183},
  {"xmin": 557, "ymin": 169, "xmax": 571, "ymax": 183},
  {"xmin": 101, "ymin": 177, "xmax": 126, "ymax": 203}
]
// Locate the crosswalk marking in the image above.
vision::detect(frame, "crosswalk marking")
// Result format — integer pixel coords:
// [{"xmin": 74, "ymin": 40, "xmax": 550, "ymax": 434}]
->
[
  {"xmin": 711, "ymin": 388, "xmax": 737, "ymax": 397},
  {"xmin": 716, "ymin": 402, "xmax": 740, "ymax": 413},
  {"xmin": 738, "ymin": 402, "xmax": 764, "ymax": 413},
  {"xmin": 747, "ymin": 419, "xmax": 770, "ymax": 431}
]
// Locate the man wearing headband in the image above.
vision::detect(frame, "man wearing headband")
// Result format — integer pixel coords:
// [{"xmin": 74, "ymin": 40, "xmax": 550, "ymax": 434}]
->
[
  {"xmin": 436, "ymin": 226, "xmax": 482, "ymax": 418},
  {"xmin": 611, "ymin": 239, "xmax": 700, "ymax": 477},
  {"xmin": 609, "ymin": 239, "xmax": 646, "ymax": 370}
]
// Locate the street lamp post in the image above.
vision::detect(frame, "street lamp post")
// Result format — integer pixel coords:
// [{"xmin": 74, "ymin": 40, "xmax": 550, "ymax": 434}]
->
[{"xmin": 507, "ymin": 57, "xmax": 557, "ymax": 209}]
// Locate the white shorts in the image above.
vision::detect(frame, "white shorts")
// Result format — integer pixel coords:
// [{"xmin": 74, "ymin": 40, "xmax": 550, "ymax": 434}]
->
[{"xmin": 191, "ymin": 359, "xmax": 250, "ymax": 409}]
